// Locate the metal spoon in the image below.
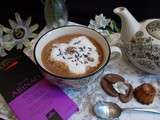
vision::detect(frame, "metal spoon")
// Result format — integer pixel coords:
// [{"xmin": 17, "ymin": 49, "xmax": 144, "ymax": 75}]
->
[{"xmin": 93, "ymin": 101, "xmax": 160, "ymax": 119}]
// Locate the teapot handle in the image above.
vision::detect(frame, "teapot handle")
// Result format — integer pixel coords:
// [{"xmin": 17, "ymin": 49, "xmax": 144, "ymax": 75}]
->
[{"xmin": 109, "ymin": 46, "xmax": 122, "ymax": 64}]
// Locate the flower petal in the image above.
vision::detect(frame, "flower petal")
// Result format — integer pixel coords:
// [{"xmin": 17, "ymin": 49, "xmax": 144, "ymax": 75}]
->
[
  {"xmin": 25, "ymin": 16, "xmax": 32, "ymax": 27},
  {"xmin": 88, "ymin": 20, "xmax": 96, "ymax": 29},
  {"xmin": 89, "ymin": 19, "xmax": 96, "ymax": 26},
  {"xmin": 95, "ymin": 14, "xmax": 108, "ymax": 28},
  {"xmin": 101, "ymin": 30, "xmax": 110, "ymax": 37},
  {"xmin": 30, "ymin": 24, "xmax": 39, "ymax": 32},
  {"xmin": 0, "ymin": 25, "xmax": 3, "ymax": 36},
  {"xmin": 23, "ymin": 39, "xmax": 31, "ymax": 47},
  {"xmin": 16, "ymin": 43, "xmax": 23, "ymax": 49},
  {"xmin": 9, "ymin": 19, "xmax": 17, "ymax": 29},
  {"xmin": 0, "ymin": 47, "xmax": 7, "ymax": 57},
  {"xmin": 106, "ymin": 19, "xmax": 111, "ymax": 25},
  {"xmin": 29, "ymin": 33, "xmax": 38, "ymax": 39},
  {"xmin": 3, "ymin": 34, "xmax": 12, "ymax": 41},
  {"xmin": 3, "ymin": 41, "xmax": 15, "ymax": 51},
  {"xmin": 3, "ymin": 26, "xmax": 11, "ymax": 33},
  {"xmin": 0, "ymin": 38, "xmax": 3, "ymax": 45},
  {"xmin": 15, "ymin": 12, "xmax": 23, "ymax": 25}
]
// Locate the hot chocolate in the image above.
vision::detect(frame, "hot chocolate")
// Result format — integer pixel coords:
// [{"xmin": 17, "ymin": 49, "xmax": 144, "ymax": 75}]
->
[{"xmin": 41, "ymin": 34, "xmax": 104, "ymax": 78}]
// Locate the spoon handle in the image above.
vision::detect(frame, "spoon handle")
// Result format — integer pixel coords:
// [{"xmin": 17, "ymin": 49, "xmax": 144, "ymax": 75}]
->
[{"xmin": 123, "ymin": 108, "xmax": 160, "ymax": 114}]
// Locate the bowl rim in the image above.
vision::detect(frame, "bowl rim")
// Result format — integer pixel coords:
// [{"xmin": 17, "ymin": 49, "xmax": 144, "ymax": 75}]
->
[{"xmin": 34, "ymin": 25, "xmax": 111, "ymax": 80}]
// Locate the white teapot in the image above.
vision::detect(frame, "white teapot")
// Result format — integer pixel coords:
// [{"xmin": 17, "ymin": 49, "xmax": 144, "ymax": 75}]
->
[{"xmin": 114, "ymin": 7, "xmax": 160, "ymax": 74}]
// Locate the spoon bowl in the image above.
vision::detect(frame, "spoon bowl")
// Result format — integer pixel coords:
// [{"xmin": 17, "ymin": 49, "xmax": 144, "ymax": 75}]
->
[
  {"xmin": 93, "ymin": 101, "xmax": 122, "ymax": 119},
  {"xmin": 93, "ymin": 101, "xmax": 160, "ymax": 119}
]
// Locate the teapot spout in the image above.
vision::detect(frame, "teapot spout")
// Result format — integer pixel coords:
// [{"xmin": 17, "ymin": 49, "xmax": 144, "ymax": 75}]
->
[{"xmin": 114, "ymin": 7, "xmax": 140, "ymax": 42}]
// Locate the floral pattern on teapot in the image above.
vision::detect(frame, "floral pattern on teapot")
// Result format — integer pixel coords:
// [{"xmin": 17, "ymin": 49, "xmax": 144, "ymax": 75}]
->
[
  {"xmin": 125, "ymin": 30, "xmax": 160, "ymax": 73},
  {"xmin": 146, "ymin": 20, "xmax": 160, "ymax": 40}
]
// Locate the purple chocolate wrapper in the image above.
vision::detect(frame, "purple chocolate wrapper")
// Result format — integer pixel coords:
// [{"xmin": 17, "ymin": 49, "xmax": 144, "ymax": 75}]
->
[{"xmin": 9, "ymin": 80, "xmax": 78, "ymax": 120}]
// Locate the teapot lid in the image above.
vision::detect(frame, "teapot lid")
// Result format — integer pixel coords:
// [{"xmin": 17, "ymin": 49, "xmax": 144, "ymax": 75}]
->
[{"xmin": 146, "ymin": 20, "xmax": 160, "ymax": 40}]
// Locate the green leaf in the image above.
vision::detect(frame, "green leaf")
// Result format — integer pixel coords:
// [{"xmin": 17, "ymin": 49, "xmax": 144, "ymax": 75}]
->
[
  {"xmin": 112, "ymin": 20, "xmax": 120, "ymax": 32},
  {"xmin": 110, "ymin": 21, "xmax": 114, "ymax": 31}
]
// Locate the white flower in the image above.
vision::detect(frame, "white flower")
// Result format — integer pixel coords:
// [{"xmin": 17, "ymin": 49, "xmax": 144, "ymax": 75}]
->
[
  {"xmin": 95, "ymin": 14, "xmax": 110, "ymax": 28},
  {"xmin": 88, "ymin": 19, "xmax": 96, "ymax": 29},
  {"xmin": 88, "ymin": 14, "xmax": 112, "ymax": 37},
  {"xmin": 88, "ymin": 14, "xmax": 120, "ymax": 45},
  {"xmin": 4, "ymin": 13, "xmax": 39, "ymax": 50},
  {"xmin": 88, "ymin": 14, "xmax": 111, "ymax": 29}
]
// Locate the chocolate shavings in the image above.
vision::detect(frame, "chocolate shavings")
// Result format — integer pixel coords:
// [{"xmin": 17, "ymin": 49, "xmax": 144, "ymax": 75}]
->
[
  {"xmin": 57, "ymin": 49, "xmax": 63, "ymax": 56},
  {"xmin": 84, "ymin": 61, "xmax": 88, "ymax": 64},
  {"xmin": 87, "ymin": 57, "xmax": 94, "ymax": 62},
  {"xmin": 73, "ymin": 40, "xmax": 81, "ymax": 45},
  {"xmin": 67, "ymin": 57, "xmax": 73, "ymax": 59},
  {"xmin": 88, "ymin": 47, "xmax": 92, "ymax": 51},
  {"xmin": 79, "ymin": 47, "xmax": 84, "ymax": 52},
  {"xmin": 83, "ymin": 54, "xmax": 88, "ymax": 58},
  {"xmin": 62, "ymin": 56, "xmax": 66, "ymax": 59},
  {"xmin": 66, "ymin": 47, "xmax": 76, "ymax": 55}
]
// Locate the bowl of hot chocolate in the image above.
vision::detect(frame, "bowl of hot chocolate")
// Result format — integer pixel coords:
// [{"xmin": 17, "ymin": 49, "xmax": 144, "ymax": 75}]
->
[{"xmin": 34, "ymin": 26, "xmax": 122, "ymax": 88}]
